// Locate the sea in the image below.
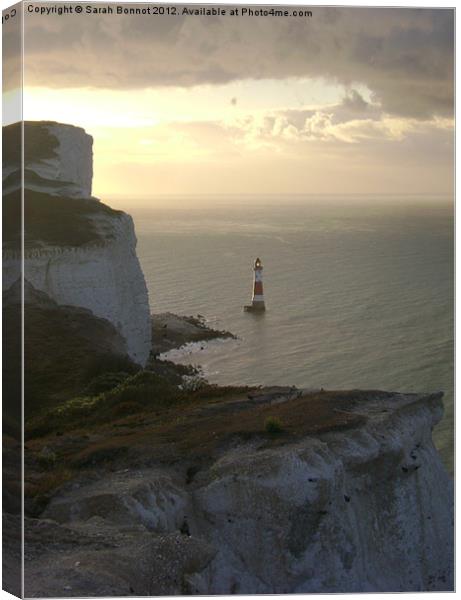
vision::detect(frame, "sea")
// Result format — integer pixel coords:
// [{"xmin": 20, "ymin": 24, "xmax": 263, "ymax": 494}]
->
[{"xmin": 116, "ymin": 195, "xmax": 454, "ymax": 473}]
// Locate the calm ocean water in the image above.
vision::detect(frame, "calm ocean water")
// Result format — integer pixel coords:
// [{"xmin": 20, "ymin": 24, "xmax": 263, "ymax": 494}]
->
[{"xmin": 125, "ymin": 196, "xmax": 453, "ymax": 473}]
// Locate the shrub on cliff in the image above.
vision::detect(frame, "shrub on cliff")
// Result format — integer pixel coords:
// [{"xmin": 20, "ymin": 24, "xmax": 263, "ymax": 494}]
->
[{"xmin": 264, "ymin": 416, "xmax": 284, "ymax": 434}]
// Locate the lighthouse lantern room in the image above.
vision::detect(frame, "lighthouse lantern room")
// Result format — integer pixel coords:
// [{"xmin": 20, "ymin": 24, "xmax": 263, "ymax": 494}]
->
[{"xmin": 244, "ymin": 257, "xmax": 266, "ymax": 312}]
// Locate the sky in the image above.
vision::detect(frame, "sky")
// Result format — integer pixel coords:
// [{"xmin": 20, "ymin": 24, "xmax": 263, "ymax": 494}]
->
[{"xmin": 4, "ymin": 3, "xmax": 455, "ymax": 199}]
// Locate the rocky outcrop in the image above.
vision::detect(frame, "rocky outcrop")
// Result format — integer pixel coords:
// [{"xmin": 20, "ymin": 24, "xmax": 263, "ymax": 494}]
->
[
  {"xmin": 3, "ymin": 121, "xmax": 93, "ymax": 199},
  {"xmin": 2, "ymin": 121, "xmax": 151, "ymax": 365},
  {"xmin": 151, "ymin": 312, "xmax": 236, "ymax": 356},
  {"xmin": 23, "ymin": 390, "xmax": 453, "ymax": 595}
]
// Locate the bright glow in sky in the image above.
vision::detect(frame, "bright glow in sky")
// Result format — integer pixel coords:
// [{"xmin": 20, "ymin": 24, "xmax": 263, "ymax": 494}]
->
[
  {"xmin": 23, "ymin": 79, "xmax": 453, "ymax": 199},
  {"xmin": 24, "ymin": 78, "xmax": 351, "ymax": 127},
  {"xmin": 15, "ymin": 7, "xmax": 454, "ymax": 200},
  {"xmin": 3, "ymin": 88, "xmax": 22, "ymax": 125}
]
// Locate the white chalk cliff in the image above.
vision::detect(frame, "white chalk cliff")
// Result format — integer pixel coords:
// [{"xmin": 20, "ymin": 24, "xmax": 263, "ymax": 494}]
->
[
  {"xmin": 2, "ymin": 121, "xmax": 151, "ymax": 366},
  {"xmin": 3, "ymin": 121, "xmax": 93, "ymax": 199},
  {"xmin": 23, "ymin": 390, "xmax": 453, "ymax": 595},
  {"xmin": 189, "ymin": 392, "xmax": 453, "ymax": 593}
]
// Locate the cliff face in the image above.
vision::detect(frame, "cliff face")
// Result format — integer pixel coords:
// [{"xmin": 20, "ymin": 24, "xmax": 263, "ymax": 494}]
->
[
  {"xmin": 3, "ymin": 121, "xmax": 93, "ymax": 199},
  {"xmin": 190, "ymin": 392, "xmax": 453, "ymax": 593},
  {"xmin": 2, "ymin": 121, "xmax": 151, "ymax": 366},
  {"xmin": 22, "ymin": 389, "xmax": 453, "ymax": 595}
]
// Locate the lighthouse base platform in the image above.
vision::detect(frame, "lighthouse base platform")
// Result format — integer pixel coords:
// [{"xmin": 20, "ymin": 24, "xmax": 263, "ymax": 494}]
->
[{"xmin": 244, "ymin": 303, "xmax": 266, "ymax": 312}]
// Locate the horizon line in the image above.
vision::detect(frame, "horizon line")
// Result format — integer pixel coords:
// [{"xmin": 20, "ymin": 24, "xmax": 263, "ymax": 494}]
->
[{"xmin": 101, "ymin": 192, "xmax": 454, "ymax": 197}]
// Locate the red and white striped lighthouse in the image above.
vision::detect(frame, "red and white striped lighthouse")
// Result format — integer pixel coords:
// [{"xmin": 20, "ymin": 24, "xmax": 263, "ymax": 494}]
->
[{"xmin": 244, "ymin": 257, "xmax": 266, "ymax": 312}]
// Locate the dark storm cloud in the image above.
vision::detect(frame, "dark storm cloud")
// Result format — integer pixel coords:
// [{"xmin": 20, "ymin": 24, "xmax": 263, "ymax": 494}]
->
[{"xmin": 21, "ymin": 5, "xmax": 454, "ymax": 118}]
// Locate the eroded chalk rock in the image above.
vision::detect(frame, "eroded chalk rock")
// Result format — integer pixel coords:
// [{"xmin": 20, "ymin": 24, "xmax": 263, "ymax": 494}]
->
[
  {"xmin": 3, "ymin": 121, "xmax": 93, "ymax": 199},
  {"xmin": 189, "ymin": 392, "xmax": 453, "ymax": 593},
  {"xmin": 23, "ymin": 391, "xmax": 453, "ymax": 594},
  {"xmin": 42, "ymin": 470, "xmax": 190, "ymax": 533}
]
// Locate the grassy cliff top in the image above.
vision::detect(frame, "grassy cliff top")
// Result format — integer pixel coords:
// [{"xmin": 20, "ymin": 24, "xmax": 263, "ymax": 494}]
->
[{"xmin": 3, "ymin": 189, "xmax": 124, "ymax": 250}]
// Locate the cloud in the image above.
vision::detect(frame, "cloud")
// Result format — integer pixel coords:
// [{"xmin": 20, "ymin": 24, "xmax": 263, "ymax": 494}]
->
[
  {"xmin": 132, "ymin": 91, "xmax": 452, "ymax": 164},
  {"xmin": 222, "ymin": 90, "xmax": 453, "ymax": 147},
  {"xmin": 21, "ymin": 6, "xmax": 454, "ymax": 119},
  {"xmin": 95, "ymin": 109, "xmax": 453, "ymax": 195}
]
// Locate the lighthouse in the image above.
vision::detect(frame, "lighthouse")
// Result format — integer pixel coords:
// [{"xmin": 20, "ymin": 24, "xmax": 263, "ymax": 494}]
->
[{"xmin": 244, "ymin": 257, "xmax": 266, "ymax": 312}]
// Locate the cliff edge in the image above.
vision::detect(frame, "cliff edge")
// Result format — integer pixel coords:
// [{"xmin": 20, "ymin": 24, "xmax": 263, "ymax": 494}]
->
[
  {"xmin": 18, "ymin": 387, "xmax": 453, "ymax": 595},
  {"xmin": 3, "ymin": 120, "xmax": 93, "ymax": 199},
  {"xmin": 2, "ymin": 121, "xmax": 151, "ymax": 366}
]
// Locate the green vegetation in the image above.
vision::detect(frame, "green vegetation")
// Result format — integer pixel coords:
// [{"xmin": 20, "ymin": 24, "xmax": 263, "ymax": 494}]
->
[
  {"xmin": 3, "ymin": 296, "xmax": 139, "ymax": 418},
  {"xmin": 37, "ymin": 447, "xmax": 58, "ymax": 470},
  {"xmin": 3, "ymin": 189, "xmax": 124, "ymax": 250},
  {"xmin": 264, "ymin": 416, "xmax": 284, "ymax": 434},
  {"xmin": 26, "ymin": 370, "xmax": 185, "ymax": 438},
  {"xmin": 25, "ymin": 360, "xmax": 253, "ymax": 440},
  {"xmin": 104, "ymin": 370, "xmax": 181, "ymax": 408}
]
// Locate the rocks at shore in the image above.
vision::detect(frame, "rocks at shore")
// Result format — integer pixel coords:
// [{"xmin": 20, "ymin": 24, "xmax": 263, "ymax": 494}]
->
[{"xmin": 151, "ymin": 312, "xmax": 236, "ymax": 356}]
